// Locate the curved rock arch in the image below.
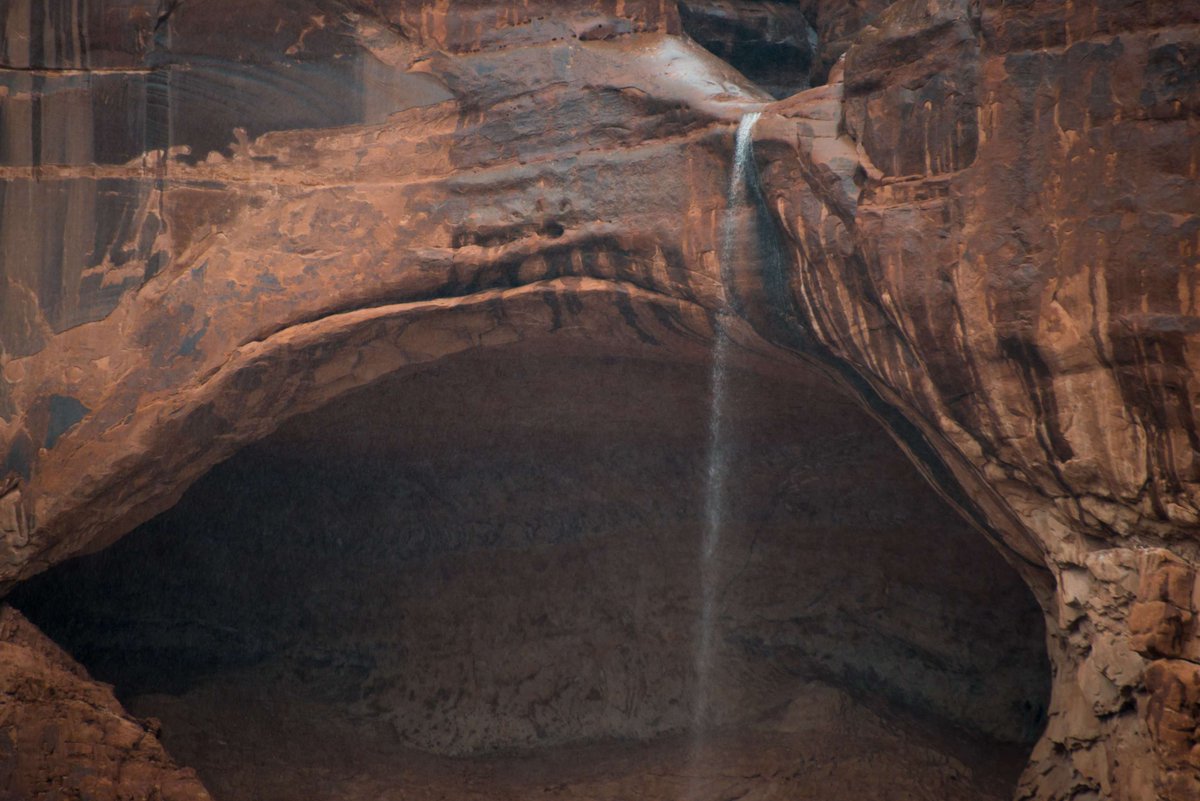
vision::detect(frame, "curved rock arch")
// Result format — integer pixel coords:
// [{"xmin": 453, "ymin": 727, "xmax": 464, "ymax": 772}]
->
[{"xmin": 1, "ymin": 0, "xmax": 1197, "ymax": 799}]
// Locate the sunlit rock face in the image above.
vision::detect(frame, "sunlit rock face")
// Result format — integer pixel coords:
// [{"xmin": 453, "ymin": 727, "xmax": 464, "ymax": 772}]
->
[{"xmin": 0, "ymin": 0, "xmax": 1197, "ymax": 800}]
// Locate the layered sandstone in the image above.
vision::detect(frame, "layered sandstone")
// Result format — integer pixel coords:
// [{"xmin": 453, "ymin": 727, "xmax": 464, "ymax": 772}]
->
[
  {"xmin": 753, "ymin": 1, "xmax": 1200, "ymax": 797},
  {"xmin": 0, "ymin": 1, "xmax": 1196, "ymax": 799}
]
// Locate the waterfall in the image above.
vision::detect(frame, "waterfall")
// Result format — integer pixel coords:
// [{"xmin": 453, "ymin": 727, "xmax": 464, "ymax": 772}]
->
[
  {"xmin": 723, "ymin": 112, "xmax": 763, "ymax": 234},
  {"xmin": 688, "ymin": 111, "xmax": 761, "ymax": 795}
]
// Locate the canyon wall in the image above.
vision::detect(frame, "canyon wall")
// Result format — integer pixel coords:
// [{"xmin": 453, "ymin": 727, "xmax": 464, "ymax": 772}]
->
[
  {"xmin": 754, "ymin": 1, "xmax": 1200, "ymax": 797},
  {"xmin": 0, "ymin": 1, "xmax": 1196, "ymax": 799}
]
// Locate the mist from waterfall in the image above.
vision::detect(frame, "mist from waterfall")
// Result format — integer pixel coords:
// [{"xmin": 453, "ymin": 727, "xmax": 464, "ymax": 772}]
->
[{"xmin": 688, "ymin": 110, "xmax": 761, "ymax": 798}]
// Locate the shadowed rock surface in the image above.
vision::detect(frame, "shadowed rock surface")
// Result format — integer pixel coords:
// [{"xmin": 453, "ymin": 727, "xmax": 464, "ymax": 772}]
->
[
  {"xmin": 12, "ymin": 341, "xmax": 1047, "ymax": 799},
  {"xmin": 0, "ymin": 0, "xmax": 1197, "ymax": 799},
  {"xmin": 0, "ymin": 605, "xmax": 211, "ymax": 801}
]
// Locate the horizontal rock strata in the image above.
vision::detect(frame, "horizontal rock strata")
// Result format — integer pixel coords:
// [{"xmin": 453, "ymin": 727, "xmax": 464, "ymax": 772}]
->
[{"xmin": 0, "ymin": 0, "xmax": 1196, "ymax": 799}]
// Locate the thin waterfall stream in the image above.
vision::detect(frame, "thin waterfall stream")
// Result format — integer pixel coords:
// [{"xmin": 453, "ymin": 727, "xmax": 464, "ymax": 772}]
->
[{"xmin": 688, "ymin": 110, "xmax": 761, "ymax": 796}]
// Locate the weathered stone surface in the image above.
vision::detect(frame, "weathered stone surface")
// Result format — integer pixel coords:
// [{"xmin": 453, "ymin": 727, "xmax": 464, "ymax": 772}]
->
[
  {"xmin": 0, "ymin": 1, "xmax": 762, "ymax": 582},
  {"xmin": 1130, "ymin": 550, "xmax": 1199, "ymax": 660},
  {"xmin": 0, "ymin": 605, "xmax": 212, "ymax": 801},
  {"xmin": 755, "ymin": 0, "xmax": 1200, "ymax": 797},
  {"xmin": 0, "ymin": 0, "xmax": 1196, "ymax": 799},
  {"xmin": 1145, "ymin": 660, "xmax": 1200, "ymax": 801},
  {"xmin": 10, "ymin": 343, "xmax": 1047, "ymax": 775},
  {"xmin": 679, "ymin": 1, "xmax": 819, "ymax": 97}
]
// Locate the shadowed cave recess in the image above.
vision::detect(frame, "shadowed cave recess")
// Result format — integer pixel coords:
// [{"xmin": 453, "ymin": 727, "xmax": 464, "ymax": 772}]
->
[
  {"xmin": 0, "ymin": 0, "xmax": 1109, "ymax": 797},
  {"xmin": 13, "ymin": 339, "xmax": 1050, "ymax": 801}
]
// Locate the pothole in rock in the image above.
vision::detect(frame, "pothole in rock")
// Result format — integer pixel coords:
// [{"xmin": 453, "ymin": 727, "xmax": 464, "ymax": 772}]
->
[
  {"xmin": 12, "ymin": 339, "xmax": 1050, "ymax": 801},
  {"xmin": 677, "ymin": 0, "xmax": 895, "ymax": 96},
  {"xmin": 678, "ymin": 1, "xmax": 822, "ymax": 97}
]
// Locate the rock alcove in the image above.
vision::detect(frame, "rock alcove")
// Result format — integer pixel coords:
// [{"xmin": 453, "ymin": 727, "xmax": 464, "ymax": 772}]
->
[
  {"xmin": 1, "ymin": 0, "xmax": 1198, "ymax": 799},
  {"xmin": 12, "ymin": 337, "xmax": 1049, "ymax": 801}
]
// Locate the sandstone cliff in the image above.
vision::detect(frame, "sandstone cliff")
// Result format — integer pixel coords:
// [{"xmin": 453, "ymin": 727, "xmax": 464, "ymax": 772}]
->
[{"xmin": 0, "ymin": 1, "xmax": 1196, "ymax": 799}]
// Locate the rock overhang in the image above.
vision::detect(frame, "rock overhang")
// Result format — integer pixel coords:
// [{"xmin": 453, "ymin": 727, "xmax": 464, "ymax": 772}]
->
[{"xmin": 0, "ymin": 0, "xmax": 1198, "ymax": 798}]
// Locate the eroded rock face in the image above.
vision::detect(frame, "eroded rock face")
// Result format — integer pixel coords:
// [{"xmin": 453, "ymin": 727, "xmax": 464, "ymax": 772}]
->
[
  {"xmin": 753, "ymin": 1, "xmax": 1200, "ymax": 797},
  {"xmin": 0, "ymin": 605, "xmax": 211, "ymax": 801},
  {"xmin": 678, "ymin": 0, "xmax": 893, "ymax": 91},
  {"xmin": 0, "ymin": 0, "xmax": 1197, "ymax": 799},
  {"xmin": 679, "ymin": 1, "xmax": 820, "ymax": 97},
  {"xmin": 11, "ymin": 342, "xmax": 1047, "ymax": 799}
]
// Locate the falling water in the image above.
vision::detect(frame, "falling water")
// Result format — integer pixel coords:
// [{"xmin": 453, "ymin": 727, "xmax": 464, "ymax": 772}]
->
[{"xmin": 688, "ymin": 110, "xmax": 761, "ymax": 797}]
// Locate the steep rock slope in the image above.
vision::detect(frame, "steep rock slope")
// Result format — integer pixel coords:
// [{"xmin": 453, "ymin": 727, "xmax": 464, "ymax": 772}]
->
[{"xmin": 0, "ymin": 605, "xmax": 211, "ymax": 801}]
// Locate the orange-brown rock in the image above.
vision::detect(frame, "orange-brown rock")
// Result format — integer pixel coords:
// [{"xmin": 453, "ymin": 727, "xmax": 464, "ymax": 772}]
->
[
  {"xmin": 754, "ymin": 1, "xmax": 1200, "ymax": 797},
  {"xmin": 1146, "ymin": 659, "xmax": 1200, "ymax": 801},
  {"xmin": 1131, "ymin": 550, "xmax": 1199, "ymax": 660},
  {"xmin": 0, "ymin": 0, "xmax": 1197, "ymax": 799},
  {"xmin": 0, "ymin": 605, "xmax": 212, "ymax": 801}
]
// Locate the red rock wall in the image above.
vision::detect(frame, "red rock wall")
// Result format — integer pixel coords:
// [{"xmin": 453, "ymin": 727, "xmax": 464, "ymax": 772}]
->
[
  {"xmin": 0, "ymin": 0, "xmax": 1197, "ymax": 798},
  {"xmin": 757, "ymin": 0, "xmax": 1200, "ymax": 797}
]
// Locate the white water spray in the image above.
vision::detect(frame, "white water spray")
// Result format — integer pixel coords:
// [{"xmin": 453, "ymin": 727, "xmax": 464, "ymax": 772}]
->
[{"xmin": 688, "ymin": 110, "xmax": 761, "ymax": 795}]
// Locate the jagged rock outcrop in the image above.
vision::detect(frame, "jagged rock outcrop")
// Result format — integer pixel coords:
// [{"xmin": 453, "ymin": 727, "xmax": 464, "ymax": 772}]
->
[
  {"xmin": 0, "ymin": 0, "xmax": 1197, "ymax": 799},
  {"xmin": 0, "ymin": 605, "xmax": 211, "ymax": 801}
]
